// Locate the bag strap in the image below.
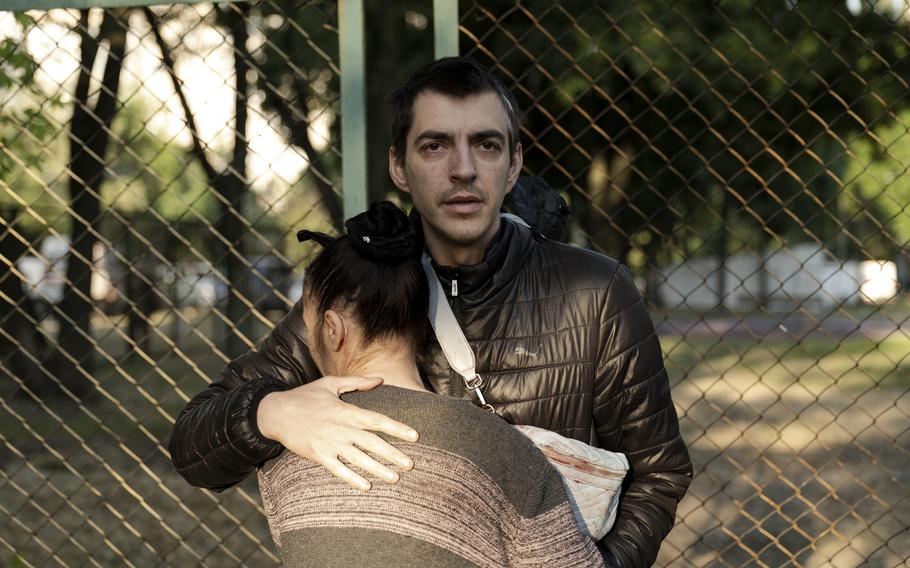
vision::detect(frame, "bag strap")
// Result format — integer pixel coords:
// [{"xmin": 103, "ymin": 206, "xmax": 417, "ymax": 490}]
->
[
  {"xmin": 422, "ymin": 254, "xmax": 494, "ymax": 412},
  {"xmin": 421, "ymin": 214, "xmax": 530, "ymax": 413}
]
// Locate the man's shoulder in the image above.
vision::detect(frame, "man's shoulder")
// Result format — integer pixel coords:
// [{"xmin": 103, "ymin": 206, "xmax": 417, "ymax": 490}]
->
[{"xmin": 525, "ymin": 236, "xmax": 626, "ymax": 288}]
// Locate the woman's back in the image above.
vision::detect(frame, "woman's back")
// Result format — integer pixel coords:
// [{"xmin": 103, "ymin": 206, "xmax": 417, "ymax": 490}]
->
[{"xmin": 258, "ymin": 385, "xmax": 604, "ymax": 568}]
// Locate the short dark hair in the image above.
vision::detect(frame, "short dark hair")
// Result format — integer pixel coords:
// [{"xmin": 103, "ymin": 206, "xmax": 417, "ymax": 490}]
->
[
  {"xmin": 302, "ymin": 204, "xmax": 428, "ymax": 352},
  {"xmin": 387, "ymin": 56, "xmax": 521, "ymax": 164}
]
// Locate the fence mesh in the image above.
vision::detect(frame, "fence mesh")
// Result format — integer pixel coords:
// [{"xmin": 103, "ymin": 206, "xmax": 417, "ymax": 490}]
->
[
  {"xmin": 1, "ymin": 1, "xmax": 908, "ymax": 567},
  {"xmin": 461, "ymin": 1, "xmax": 910, "ymax": 566}
]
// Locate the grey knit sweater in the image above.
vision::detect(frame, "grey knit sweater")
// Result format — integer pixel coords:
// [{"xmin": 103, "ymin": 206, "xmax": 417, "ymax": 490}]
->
[{"xmin": 257, "ymin": 385, "xmax": 604, "ymax": 568}]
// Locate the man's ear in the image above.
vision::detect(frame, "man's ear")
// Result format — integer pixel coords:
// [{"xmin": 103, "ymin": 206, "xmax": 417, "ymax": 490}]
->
[
  {"xmin": 506, "ymin": 143, "xmax": 523, "ymax": 194},
  {"xmin": 322, "ymin": 309, "xmax": 346, "ymax": 352},
  {"xmin": 389, "ymin": 147, "xmax": 411, "ymax": 194}
]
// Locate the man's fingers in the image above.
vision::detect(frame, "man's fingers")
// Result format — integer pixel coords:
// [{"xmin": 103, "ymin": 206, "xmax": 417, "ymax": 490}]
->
[
  {"xmin": 328, "ymin": 375, "xmax": 384, "ymax": 395},
  {"xmin": 351, "ymin": 408, "xmax": 419, "ymax": 442},
  {"xmin": 338, "ymin": 446, "xmax": 400, "ymax": 484},
  {"xmin": 321, "ymin": 455, "xmax": 371, "ymax": 491},
  {"xmin": 351, "ymin": 431, "xmax": 414, "ymax": 470}
]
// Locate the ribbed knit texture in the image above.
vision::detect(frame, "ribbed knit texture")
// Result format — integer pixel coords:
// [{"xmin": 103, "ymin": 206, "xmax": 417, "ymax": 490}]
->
[{"xmin": 258, "ymin": 386, "xmax": 604, "ymax": 568}]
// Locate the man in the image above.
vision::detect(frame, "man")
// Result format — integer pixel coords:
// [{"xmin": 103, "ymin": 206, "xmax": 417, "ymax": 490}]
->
[{"xmin": 169, "ymin": 57, "xmax": 692, "ymax": 568}]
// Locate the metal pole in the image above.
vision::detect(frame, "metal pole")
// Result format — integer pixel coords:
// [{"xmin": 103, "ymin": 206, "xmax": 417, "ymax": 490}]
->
[
  {"xmin": 340, "ymin": 0, "xmax": 368, "ymax": 218},
  {"xmin": 434, "ymin": 0, "xmax": 459, "ymax": 59}
]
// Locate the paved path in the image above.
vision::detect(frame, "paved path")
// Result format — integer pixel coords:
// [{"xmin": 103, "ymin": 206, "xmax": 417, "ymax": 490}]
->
[{"xmin": 656, "ymin": 312, "xmax": 910, "ymax": 340}]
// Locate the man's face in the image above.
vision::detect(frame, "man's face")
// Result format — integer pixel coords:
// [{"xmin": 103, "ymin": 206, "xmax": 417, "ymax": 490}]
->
[{"xmin": 389, "ymin": 90, "xmax": 522, "ymax": 265}]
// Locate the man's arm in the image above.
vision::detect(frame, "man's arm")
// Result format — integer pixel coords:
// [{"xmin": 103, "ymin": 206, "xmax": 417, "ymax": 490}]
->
[
  {"xmin": 168, "ymin": 302, "xmax": 318, "ymax": 490},
  {"xmin": 169, "ymin": 301, "xmax": 417, "ymax": 491},
  {"xmin": 593, "ymin": 265, "xmax": 693, "ymax": 568}
]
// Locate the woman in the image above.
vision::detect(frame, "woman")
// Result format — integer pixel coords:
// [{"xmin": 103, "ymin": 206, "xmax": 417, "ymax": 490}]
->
[{"xmin": 257, "ymin": 201, "xmax": 604, "ymax": 568}]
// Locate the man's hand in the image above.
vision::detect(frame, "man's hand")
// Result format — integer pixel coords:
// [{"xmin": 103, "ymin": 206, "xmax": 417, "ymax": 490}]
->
[{"xmin": 256, "ymin": 376, "xmax": 419, "ymax": 491}]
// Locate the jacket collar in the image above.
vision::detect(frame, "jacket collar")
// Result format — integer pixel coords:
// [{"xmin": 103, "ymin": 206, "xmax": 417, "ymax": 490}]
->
[{"xmin": 429, "ymin": 216, "xmax": 534, "ymax": 303}]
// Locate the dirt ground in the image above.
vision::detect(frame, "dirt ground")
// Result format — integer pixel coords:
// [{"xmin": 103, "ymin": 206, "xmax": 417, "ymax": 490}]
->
[
  {"xmin": 657, "ymin": 329, "xmax": 910, "ymax": 567},
  {"xmin": 659, "ymin": 376, "xmax": 909, "ymax": 567}
]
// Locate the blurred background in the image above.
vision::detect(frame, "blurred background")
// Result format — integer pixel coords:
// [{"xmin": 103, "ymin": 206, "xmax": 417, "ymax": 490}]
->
[{"xmin": 0, "ymin": 0, "xmax": 908, "ymax": 566}]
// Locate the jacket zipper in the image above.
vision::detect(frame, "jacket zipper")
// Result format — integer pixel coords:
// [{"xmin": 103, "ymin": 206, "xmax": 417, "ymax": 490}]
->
[{"xmin": 449, "ymin": 269, "xmax": 462, "ymax": 397}]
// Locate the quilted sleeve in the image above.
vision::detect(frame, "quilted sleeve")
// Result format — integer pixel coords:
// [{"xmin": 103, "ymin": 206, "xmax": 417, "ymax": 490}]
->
[
  {"xmin": 168, "ymin": 301, "xmax": 321, "ymax": 491},
  {"xmin": 593, "ymin": 264, "xmax": 693, "ymax": 567}
]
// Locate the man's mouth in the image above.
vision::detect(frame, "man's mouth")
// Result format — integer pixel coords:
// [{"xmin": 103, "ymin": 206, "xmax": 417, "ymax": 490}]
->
[{"xmin": 441, "ymin": 194, "xmax": 484, "ymax": 214}]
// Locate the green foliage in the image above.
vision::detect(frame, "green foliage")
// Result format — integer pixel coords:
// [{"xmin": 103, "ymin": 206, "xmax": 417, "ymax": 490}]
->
[
  {"xmin": 0, "ymin": 13, "xmax": 38, "ymax": 88},
  {"xmin": 0, "ymin": 13, "xmax": 66, "ymax": 233},
  {"xmin": 463, "ymin": 0, "xmax": 910, "ymax": 266},
  {"xmin": 106, "ymin": 100, "xmax": 215, "ymax": 223},
  {"xmin": 843, "ymin": 110, "xmax": 910, "ymax": 259}
]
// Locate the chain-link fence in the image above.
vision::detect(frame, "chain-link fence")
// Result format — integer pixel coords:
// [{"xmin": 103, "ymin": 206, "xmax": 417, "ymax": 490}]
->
[
  {"xmin": 1, "ymin": 1, "xmax": 908, "ymax": 566},
  {"xmin": 460, "ymin": 2, "xmax": 910, "ymax": 566}
]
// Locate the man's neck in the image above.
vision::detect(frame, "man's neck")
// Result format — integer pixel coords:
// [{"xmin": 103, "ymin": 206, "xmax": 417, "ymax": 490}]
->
[{"xmin": 425, "ymin": 218, "xmax": 500, "ymax": 267}]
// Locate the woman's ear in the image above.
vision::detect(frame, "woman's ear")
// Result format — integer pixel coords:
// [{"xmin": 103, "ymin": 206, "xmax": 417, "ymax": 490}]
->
[{"xmin": 322, "ymin": 309, "xmax": 346, "ymax": 352}]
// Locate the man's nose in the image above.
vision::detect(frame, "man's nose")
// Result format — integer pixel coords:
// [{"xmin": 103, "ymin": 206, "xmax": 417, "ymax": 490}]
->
[{"xmin": 449, "ymin": 142, "xmax": 477, "ymax": 182}]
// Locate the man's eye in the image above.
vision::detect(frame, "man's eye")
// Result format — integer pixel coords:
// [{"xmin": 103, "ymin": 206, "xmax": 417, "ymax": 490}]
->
[
  {"xmin": 423, "ymin": 142, "xmax": 442, "ymax": 152},
  {"xmin": 480, "ymin": 141, "xmax": 500, "ymax": 151}
]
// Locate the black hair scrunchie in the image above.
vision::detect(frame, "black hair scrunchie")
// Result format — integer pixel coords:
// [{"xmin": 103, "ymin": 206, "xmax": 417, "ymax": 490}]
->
[
  {"xmin": 297, "ymin": 201, "xmax": 419, "ymax": 264},
  {"xmin": 295, "ymin": 229, "xmax": 336, "ymax": 247},
  {"xmin": 344, "ymin": 201, "xmax": 419, "ymax": 264}
]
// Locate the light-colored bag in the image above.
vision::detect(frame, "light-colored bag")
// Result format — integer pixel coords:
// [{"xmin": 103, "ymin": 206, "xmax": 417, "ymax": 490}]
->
[
  {"xmin": 511, "ymin": 424, "xmax": 627, "ymax": 539},
  {"xmin": 421, "ymin": 230, "xmax": 629, "ymax": 539}
]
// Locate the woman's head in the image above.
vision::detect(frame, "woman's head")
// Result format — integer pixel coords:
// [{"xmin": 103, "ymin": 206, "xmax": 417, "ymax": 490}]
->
[{"xmin": 299, "ymin": 201, "xmax": 428, "ymax": 374}]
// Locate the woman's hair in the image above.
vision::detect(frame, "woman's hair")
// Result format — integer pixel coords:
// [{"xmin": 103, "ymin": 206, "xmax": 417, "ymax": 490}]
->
[{"xmin": 298, "ymin": 201, "xmax": 428, "ymax": 352}]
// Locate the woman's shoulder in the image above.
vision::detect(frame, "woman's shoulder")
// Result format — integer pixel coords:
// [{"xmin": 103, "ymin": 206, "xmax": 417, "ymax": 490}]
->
[
  {"xmin": 345, "ymin": 386, "xmax": 567, "ymax": 514},
  {"xmin": 345, "ymin": 386, "xmax": 535, "ymax": 452}
]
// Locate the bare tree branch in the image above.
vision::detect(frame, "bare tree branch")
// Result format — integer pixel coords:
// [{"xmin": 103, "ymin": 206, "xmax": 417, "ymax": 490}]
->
[
  {"xmin": 256, "ymin": 77, "xmax": 343, "ymax": 229},
  {"xmin": 142, "ymin": 6, "xmax": 218, "ymax": 183}
]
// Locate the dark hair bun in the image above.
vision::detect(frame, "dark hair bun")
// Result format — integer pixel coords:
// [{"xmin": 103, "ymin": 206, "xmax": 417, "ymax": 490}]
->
[{"xmin": 344, "ymin": 201, "xmax": 419, "ymax": 263}]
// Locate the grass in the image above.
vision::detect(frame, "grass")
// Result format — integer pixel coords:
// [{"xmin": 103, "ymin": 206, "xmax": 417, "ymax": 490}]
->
[{"xmin": 662, "ymin": 333, "xmax": 910, "ymax": 392}]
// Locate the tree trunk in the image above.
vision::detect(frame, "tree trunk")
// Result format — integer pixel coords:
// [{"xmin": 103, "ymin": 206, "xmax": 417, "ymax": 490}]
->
[
  {"xmin": 0, "ymin": 209, "xmax": 52, "ymax": 399},
  {"xmin": 757, "ymin": 229, "xmax": 771, "ymax": 309},
  {"xmin": 144, "ymin": 5, "xmax": 254, "ymax": 357},
  {"xmin": 215, "ymin": 4, "xmax": 252, "ymax": 358},
  {"xmin": 644, "ymin": 241, "xmax": 663, "ymax": 309},
  {"xmin": 716, "ymin": 184, "xmax": 730, "ymax": 310},
  {"xmin": 57, "ymin": 9, "xmax": 126, "ymax": 397},
  {"xmin": 124, "ymin": 218, "xmax": 153, "ymax": 353}
]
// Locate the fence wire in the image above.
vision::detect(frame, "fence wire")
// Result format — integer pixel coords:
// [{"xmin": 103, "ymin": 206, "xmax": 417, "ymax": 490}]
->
[
  {"xmin": 461, "ymin": 1, "xmax": 910, "ymax": 566},
  {"xmin": 0, "ymin": 1, "xmax": 908, "ymax": 567}
]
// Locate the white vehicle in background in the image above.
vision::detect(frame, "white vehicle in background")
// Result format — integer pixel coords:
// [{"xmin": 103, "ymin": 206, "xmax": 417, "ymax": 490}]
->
[
  {"xmin": 17, "ymin": 235, "xmax": 68, "ymax": 307},
  {"xmin": 157, "ymin": 256, "xmax": 295, "ymax": 311},
  {"xmin": 16, "ymin": 236, "xmax": 298, "ymax": 314},
  {"xmin": 16, "ymin": 236, "xmax": 120, "ymax": 318},
  {"xmin": 156, "ymin": 261, "xmax": 225, "ymax": 308}
]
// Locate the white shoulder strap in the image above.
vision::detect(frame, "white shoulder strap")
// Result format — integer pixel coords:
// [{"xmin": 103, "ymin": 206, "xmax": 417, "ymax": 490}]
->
[{"xmin": 421, "ymin": 254, "xmax": 493, "ymax": 411}]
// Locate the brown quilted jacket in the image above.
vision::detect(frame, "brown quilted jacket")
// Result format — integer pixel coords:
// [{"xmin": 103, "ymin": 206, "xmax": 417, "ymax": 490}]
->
[{"xmin": 169, "ymin": 218, "xmax": 692, "ymax": 567}]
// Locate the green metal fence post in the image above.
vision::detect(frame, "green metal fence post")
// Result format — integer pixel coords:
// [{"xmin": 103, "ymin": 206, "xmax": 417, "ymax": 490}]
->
[
  {"xmin": 433, "ymin": 0, "xmax": 459, "ymax": 58},
  {"xmin": 339, "ymin": 0, "xmax": 367, "ymax": 219}
]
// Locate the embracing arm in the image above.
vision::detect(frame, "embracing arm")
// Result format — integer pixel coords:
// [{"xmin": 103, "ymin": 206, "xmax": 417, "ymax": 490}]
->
[
  {"xmin": 594, "ymin": 265, "xmax": 693, "ymax": 568},
  {"xmin": 169, "ymin": 300, "xmax": 419, "ymax": 491},
  {"xmin": 168, "ymin": 302, "xmax": 318, "ymax": 491}
]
